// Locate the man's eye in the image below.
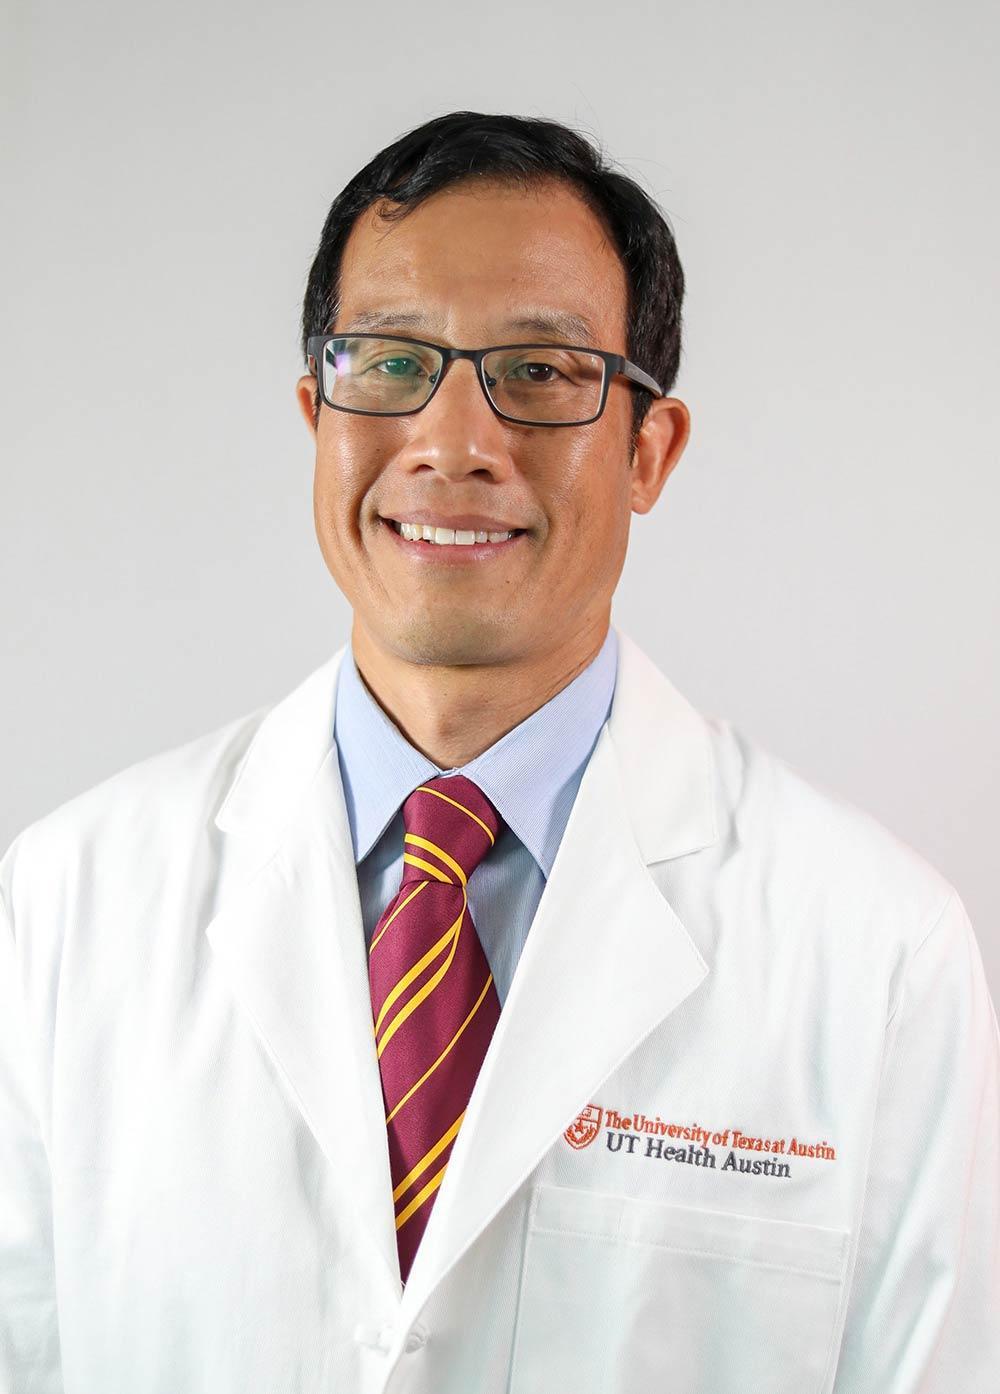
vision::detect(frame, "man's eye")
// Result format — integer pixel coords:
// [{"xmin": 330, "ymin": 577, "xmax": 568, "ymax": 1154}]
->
[
  {"xmin": 509, "ymin": 362, "xmax": 561, "ymax": 382},
  {"xmin": 373, "ymin": 357, "xmax": 421, "ymax": 377}
]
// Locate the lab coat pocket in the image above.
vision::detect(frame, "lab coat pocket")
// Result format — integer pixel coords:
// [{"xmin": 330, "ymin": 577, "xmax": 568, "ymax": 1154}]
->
[{"xmin": 508, "ymin": 1184, "xmax": 850, "ymax": 1394}]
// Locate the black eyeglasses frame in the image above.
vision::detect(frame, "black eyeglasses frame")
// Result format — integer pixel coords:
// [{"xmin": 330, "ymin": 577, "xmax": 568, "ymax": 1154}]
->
[{"xmin": 305, "ymin": 332, "xmax": 666, "ymax": 428}]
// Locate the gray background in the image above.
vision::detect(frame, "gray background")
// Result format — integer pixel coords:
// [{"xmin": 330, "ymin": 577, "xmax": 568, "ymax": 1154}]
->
[{"xmin": 4, "ymin": 0, "xmax": 998, "ymax": 1000}]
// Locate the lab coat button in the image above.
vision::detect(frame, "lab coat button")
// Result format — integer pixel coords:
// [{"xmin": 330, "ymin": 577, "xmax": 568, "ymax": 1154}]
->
[{"xmin": 403, "ymin": 1324, "xmax": 428, "ymax": 1353}]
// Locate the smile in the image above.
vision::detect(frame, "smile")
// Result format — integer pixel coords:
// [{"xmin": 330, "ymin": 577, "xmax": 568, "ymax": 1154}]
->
[
  {"xmin": 387, "ymin": 519, "xmax": 526, "ymax": 545},
  {"xmin": 380, "ymin": 517, "xmax": 529, "ymax": 562}
]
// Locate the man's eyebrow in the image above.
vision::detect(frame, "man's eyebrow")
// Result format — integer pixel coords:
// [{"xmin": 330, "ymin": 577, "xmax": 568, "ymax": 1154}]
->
[
  {"xmin": 340, "ymin": 310, "xmax": 432, "ymax": 334},
  {"xmin": 338, "ymin": 308, "xmax": 600, "ymax": 345},
  {"xmin": 505, "ymin": 311, "xmax": 599, "ymax": 345}
]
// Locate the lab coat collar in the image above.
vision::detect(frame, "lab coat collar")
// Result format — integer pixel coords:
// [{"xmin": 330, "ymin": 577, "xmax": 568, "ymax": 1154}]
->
[
  {"xmin": 214, "ymin": 624, "xmax": 716, "ymax": 866},
  {"xmin": 206, "ymin": 626, "xmax": 718, "ymax": 1326}
]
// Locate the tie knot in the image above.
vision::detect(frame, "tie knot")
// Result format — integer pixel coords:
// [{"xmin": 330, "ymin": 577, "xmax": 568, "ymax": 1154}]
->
[{"xmin": 400, "ymin": 774, "xmax": 502, "ymax": 889}]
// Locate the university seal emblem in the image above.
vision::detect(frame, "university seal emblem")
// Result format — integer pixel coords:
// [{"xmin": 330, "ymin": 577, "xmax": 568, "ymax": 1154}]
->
[{"xmin": 564, "ymin": 1103, "xmax": 603, "ymax": 1149}]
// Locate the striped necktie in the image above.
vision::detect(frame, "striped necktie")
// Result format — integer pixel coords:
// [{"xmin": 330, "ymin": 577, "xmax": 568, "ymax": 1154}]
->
[{"xmin": 368, "ymin": 773, "xmax": 503, "ymax": 1285}]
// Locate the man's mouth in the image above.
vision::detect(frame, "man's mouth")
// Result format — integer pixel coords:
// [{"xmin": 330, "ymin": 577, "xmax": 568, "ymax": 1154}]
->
[
  {"xmin": 383, "ymin": 518, "xmax": 527, "ymax": 547},
  {"xmin": 378, "ymin": 516, "xmax": 530, "ymax": 561}
]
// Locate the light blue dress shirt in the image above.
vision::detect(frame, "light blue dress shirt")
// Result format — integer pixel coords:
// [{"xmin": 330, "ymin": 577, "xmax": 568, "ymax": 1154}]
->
[{"xmin": 333, "ymin": 626, "xmax": 619, "ymax": 1006}]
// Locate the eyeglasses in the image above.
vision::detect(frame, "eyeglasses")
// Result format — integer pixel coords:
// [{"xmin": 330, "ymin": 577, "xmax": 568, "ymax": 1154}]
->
[{"xmin": 305, "ymin": 332, "xmax": 665, "ymax": 427}]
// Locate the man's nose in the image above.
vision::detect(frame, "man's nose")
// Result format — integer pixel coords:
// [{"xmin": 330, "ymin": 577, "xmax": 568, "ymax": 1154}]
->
[{"xmin": 396, "ymin": 357, "xmax": 513, "ymax": 479}]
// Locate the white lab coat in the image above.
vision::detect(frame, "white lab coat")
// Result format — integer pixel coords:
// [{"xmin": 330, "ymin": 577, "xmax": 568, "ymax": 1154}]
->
[{"xmin": 1, "ymin": 627, "xmax": 998, "ymax": 1393}]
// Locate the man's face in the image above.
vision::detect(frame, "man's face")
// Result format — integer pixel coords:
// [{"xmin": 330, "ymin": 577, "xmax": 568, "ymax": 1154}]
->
[{"xmin": 297, "ymin": 177, "xmax": 685, "ymax": 669}]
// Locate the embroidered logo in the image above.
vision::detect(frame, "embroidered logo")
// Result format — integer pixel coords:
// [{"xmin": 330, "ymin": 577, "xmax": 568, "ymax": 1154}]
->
[
  {"xmin": 564, "ymin": 1103, "xmax": 603, "ymax": 1149},
  {"xmin": 564, "ymin": 1102, "xmax": 838, "ymax": 1180}
]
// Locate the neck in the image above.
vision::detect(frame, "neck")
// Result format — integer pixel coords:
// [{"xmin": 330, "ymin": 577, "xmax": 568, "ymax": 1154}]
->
[{"xmin": 349, "ymin": 616, "xmax": 611, "ymax": 769}]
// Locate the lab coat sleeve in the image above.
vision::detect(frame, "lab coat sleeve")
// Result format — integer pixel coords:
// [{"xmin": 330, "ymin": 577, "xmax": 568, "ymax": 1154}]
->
[
  {"xmin": 831, "ymin": 889, "xmax": 1000, "ymax": 1391},
  {"xmin": 0, "ymin": 866, "xmax": 64, "ymax": 1392}
]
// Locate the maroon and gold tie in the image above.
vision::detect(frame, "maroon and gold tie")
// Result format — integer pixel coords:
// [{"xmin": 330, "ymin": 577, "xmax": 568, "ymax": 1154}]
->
[{"xmin": 368, "ymin": 774, "xmax": 503, "ymax": 1284}]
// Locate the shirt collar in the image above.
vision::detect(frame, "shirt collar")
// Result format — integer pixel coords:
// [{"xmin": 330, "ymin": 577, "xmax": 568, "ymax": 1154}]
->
[{"xmin": 333, "ymin": 626, "xmax": 619, "ymax": 878}]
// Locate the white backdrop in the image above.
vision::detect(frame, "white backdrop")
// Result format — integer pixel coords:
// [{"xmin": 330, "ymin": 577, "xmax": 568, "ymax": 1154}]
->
[{"xmin": 4, "ymin": 0, "xmax": 998, "ymax": 999}]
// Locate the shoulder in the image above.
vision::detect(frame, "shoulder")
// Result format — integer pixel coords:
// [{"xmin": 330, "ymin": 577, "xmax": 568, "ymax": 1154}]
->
[
  {"xmin": 0, "ymin": 703, "xmax": 268, "ymax": 918},
  {"xmin": 702, "ymin": 713, "xmax": 958, "ymax": 952}
]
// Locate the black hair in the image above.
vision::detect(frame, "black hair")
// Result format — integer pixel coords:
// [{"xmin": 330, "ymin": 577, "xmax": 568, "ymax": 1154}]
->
[{"xmin": 300, "ymin": 111, "xmax": 685, "ymax": 457}]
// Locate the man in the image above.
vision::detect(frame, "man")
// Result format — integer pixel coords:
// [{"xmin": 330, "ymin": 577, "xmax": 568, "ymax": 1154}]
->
[{"xmin": 1, "ymin": 111, "xmax": 997, "ymax": 1393}]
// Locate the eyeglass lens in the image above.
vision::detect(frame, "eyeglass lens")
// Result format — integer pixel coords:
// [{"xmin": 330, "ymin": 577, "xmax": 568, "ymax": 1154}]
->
[{"xmin": 319, "ymin": 336, "xmax": 606, "ymax": 424}]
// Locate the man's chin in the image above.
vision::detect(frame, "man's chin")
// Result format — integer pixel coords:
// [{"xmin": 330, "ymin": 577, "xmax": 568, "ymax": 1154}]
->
[{"xmin": 385, "ymin": 616, "xmax": 519, "ymax": 668}]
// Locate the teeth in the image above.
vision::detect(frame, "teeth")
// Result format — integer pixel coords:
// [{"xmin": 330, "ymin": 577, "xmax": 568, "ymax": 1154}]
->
[{"xmin": 395, "ymin": 521, "xmax": 516, "ymax": 545}]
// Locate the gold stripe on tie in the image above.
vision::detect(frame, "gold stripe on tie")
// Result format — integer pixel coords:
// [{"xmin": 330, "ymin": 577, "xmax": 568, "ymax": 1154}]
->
[
  {"xmin": 369, "ymin": 880, "xmax": 429, "ymax": 956},
  {"xmin": 402, "ymin": 852, "xmax": 453, "ymax": 884},
  {"xmin": 404, "ymin": 833, "xmax": 468, "ymax": 885},
  {"xmin": 385, "ymin": 975, "xmax": 494, "ymax": 1125},
  {"xmin": 392, "ymin": 1109, "xmax": 466, "ymax": 1203},
  {"xmin": 377, "ymin": 889, "xmax": 468, "ymax": 1056},
  {"xmin": 373, "ymin": 900, "xmax": 465, "ymax": 1037},
  {"xmin": 395, "ymin": 1161, "xmax": 448, "ymax": 1231},
  {"xmin": 415, "ymin": 785, "xmax": 496, "ymax": 845}
]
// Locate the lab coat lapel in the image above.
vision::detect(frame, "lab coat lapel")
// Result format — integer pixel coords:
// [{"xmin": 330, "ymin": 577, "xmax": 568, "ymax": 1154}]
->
[
  {"xmin": 204, "ymin": 646, "xmax": 403, "ymax": 1298},
  {"xmin": 399, "ymin": 630, "xmax": 720, "ymax": 1318}
]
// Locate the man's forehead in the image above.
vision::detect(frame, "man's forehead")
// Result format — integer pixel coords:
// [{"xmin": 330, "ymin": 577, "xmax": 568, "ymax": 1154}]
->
[{"xmin": 335, "ymin": 181, "xmax": 627, "ymax": 344}]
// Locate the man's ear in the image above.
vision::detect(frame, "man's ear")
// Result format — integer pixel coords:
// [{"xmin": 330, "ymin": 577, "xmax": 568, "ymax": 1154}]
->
[
  {"xmin": 629, "ymin": 396, "xmax": 691, "ymax": 516},
  {"xmin": 295, "ymin": 374, "xmax": 319, "ymax": 440}
]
